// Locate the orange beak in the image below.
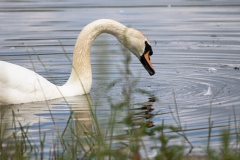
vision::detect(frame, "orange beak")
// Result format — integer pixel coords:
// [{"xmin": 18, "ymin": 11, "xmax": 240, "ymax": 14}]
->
[
  {"xmin": 144, "ymin": 51, "xmax": 154, "ymax": 71},
  {"xmin": 140, "ymin": 51, "xmax": 155, "ymax": 76}
]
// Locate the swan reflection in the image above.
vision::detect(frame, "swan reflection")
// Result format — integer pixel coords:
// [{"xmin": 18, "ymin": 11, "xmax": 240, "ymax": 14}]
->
[
  {"xmin": 0, "ymin": 95, "xmax": 92, "ymax": 140},
  {"xmin": 0, "ymin": 95, "xmax": 156, "ymax": 157}
]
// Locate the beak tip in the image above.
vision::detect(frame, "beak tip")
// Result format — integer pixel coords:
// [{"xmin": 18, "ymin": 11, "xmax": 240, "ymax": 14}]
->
[{"xmin": 149, "ymin": 71, "xmax": 155, "ymax": 76}]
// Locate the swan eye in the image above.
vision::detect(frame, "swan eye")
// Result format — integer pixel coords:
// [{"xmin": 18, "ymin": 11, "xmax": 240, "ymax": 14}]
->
[{"xmin": 144, "ymin": 41, "xmax": 153, "ymax": 56}]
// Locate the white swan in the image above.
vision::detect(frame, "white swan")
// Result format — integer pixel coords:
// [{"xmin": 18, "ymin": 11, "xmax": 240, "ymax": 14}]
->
[{"xmin": 0, "ymin": 19, "xmax": 155, "ymax": 105}]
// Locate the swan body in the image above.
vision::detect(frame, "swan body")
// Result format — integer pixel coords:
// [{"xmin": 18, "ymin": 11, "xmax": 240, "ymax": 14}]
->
[{"xmin": 0, "ymin": 19, "xmax": 155, "ymax": 105}]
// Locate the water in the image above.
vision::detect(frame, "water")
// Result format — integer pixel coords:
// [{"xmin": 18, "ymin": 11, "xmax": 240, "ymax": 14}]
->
[{"xmin": 1, "ymin": 0, "xmax": 240, "ymax": 157}]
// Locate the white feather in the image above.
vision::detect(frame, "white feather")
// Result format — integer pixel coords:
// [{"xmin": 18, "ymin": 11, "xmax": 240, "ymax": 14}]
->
[{"xmin": 0, "ymin": 61, "xmax": 62, "ymax": 104}]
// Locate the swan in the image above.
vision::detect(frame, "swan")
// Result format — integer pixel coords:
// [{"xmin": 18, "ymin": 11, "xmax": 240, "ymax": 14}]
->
[{"xmin": 0, "ymin": 19, "xmax": 155, "ymax": 105}]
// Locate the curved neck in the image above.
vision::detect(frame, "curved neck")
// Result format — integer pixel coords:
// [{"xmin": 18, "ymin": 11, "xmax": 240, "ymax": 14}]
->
[
  {"xmin": 64, "ymin": 19, "xmax": 127, "ymax": 95},
  {"xmin": 73, "ymin": 19, "xmax": 127, "ymax": 75}
]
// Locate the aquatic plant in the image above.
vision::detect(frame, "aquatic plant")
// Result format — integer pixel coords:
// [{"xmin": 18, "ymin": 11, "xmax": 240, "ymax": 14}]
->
[{"xmin": 1, "ymin": 43, "xmax": 240, "ymax": 160}]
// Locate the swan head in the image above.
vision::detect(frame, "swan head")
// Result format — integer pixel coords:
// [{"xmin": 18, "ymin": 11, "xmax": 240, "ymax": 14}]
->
[{"xmin": 120, "ymin": 28, "xmax": 155, "ymax": 76}]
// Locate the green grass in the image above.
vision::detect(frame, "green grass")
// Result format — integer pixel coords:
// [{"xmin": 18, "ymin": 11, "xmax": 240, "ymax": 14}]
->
[{"xmin": 1, "ymin": 44, "xmax": 240, "ymax": 160}]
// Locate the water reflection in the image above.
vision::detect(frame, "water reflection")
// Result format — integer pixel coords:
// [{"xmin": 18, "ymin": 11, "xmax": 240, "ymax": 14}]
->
[
  {"xmin": 0, "ymin": 93, "xmax": 159, "ymax": 157},
  {"xmin": 0, "ymin": 95, "xmax": 92, "ymax": 151}
]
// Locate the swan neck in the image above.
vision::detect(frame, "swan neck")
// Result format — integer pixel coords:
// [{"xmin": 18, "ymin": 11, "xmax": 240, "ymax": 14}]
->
[{"xmin": 65, "ymin": 19, "xmax": 127, "ymax": 95}]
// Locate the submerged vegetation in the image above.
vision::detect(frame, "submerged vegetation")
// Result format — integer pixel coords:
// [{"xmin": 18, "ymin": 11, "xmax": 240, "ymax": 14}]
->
[{"xmin": 0, "ymin": 44, "xmax": 240, "ymax": 160}]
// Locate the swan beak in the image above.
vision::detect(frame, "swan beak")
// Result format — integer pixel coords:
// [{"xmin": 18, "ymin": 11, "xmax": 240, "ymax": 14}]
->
[{"xmin": 140, "ymin": 51, "xmax": 155, "ymax": 76}]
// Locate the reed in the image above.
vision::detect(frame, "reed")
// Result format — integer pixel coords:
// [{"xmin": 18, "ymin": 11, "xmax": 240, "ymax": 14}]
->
[{"xmin": 0, "ymin": 43, "xmax": 240, "ymax": 160}]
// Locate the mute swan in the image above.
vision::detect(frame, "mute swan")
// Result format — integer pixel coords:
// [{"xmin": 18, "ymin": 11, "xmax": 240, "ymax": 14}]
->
[{"xmin": 0, "ymin": 19, "xmax": 155, "ymax": 105}]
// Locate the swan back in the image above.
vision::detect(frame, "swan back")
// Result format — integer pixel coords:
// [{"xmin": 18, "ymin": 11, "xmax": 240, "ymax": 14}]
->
[{"xmin": 0, "ymin": 61, "xmax": 61, "ymax": 104}]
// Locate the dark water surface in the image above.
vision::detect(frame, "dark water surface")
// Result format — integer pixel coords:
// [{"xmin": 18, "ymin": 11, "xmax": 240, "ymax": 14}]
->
[{"xmin": 1, "ymin": 0, "xmax": 240, "ymax": 158}]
